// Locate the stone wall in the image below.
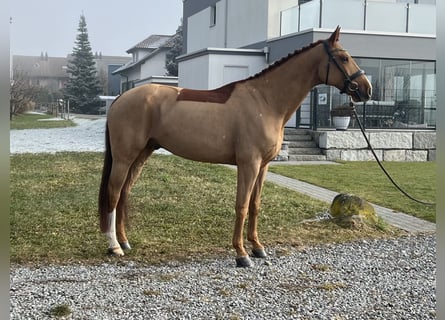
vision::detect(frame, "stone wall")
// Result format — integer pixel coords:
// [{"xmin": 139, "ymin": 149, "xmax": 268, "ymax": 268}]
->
[{"xmin": 312, "ymin": 130, "xmax": 436, "ymax": 161}]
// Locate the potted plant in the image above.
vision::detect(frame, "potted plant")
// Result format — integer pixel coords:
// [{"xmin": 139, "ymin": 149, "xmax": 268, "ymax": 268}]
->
[{"xmin": 331, "ymin": 104, "xmax": 353, "ymax": 130}]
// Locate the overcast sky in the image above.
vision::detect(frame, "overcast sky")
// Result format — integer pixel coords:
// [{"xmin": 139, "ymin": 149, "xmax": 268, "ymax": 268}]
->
[{"xmin": 10, "ymin": 0, "xmax": 183, "ymax": 57}]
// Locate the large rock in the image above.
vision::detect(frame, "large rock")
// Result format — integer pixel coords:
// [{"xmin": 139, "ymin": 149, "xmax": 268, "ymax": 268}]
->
[{"xmin": 330, "ymin": 193, "xmax": 378, "ymax": 228}]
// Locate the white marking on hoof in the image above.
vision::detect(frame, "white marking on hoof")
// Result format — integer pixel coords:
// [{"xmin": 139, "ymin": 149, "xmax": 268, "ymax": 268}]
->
[
  {"xmin": 108, "ymin": 247, "xmax": 125, "ymax": 256},
  {"xmin": 105, "ymin": 209, "xmax": 121, "ymax": 254}
]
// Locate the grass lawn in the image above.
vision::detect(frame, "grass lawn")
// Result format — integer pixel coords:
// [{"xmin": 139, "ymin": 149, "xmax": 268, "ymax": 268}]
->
[
  {"xmin": 10, "ymin": 113, "xmax": 76, "ymax": 130},
  {"xmin": 10, "ymin": 153, "xmax": 399, "ymax": 265},
  {"xmin": 269, "ymin": 161, "xmax": 436, "ymax": 223}
]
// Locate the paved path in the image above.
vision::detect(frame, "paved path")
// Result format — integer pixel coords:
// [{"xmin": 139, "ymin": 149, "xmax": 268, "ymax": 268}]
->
[
  {"xmin": 265, "ymin": 170, "xmax": 436, "ymax": 233},
  {"xmin": 226, "ymin": 161, "xmax": 436, "ymax": 233}
]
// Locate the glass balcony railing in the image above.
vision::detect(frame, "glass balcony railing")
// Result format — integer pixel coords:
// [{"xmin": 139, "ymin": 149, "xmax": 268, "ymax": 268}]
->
[{"xmin": 280, "ymin": 0, "xmax": 435, "ymax": 36}]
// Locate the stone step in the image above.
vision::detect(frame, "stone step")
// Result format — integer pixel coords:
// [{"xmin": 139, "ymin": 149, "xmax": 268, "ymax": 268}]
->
[
  {"xmin": 281, "ymin": 128, "xmax": 326, "ymax": 161},
  {"xmin": 287, "ymin": 140, "xmax": 317, "ymax": 148},
  {"xmin": 288, "ymin": 147, "xmax": 323, "ymax": 155},
  {"xmin": 284, "ymin": 134, "xmax": 312, "ymax": 141},
  {"xmin": 289, "ymin": 154, "xmax": 327, "ymax": 161}
]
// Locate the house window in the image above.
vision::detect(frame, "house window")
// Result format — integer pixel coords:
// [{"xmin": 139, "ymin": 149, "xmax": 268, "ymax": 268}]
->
[{"xmin": 210, "ymin": 5, "xmax": 216, "ymax": 27}]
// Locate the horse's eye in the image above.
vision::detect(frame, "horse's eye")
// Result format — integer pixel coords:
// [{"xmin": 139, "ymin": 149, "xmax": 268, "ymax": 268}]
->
[{"xmin": 341, "ymin": 56, "xmax": 349, "ymax": 63}]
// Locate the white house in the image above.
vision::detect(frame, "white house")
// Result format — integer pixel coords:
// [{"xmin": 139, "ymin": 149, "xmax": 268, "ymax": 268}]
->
[
  {"xmin": 179, "ymin": 0, "xmax": 436, "ymax": 130},
  {"xmin": 113, "ymin": 34, "xmax": 178, "ymax": 92},
  {"xmin": 178, "ymin": 0, "xmax": 436, "ymax": 161}
]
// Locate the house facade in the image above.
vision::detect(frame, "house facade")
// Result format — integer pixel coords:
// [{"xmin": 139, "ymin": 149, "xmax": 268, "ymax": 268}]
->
[
  {"xmin": 13, "ymin": 53, "xmax": 130, "ymax": 104},
  {"xmin": 179, "ymin": 0, "xmax": 436, "ymax": 131},
  {"xmin": 178, "ymin": 0, "xmax": 436, "ymax": 161},
  {"xmin": 112, "ymin": 34, "xmax": 178, "ymax": 92}
]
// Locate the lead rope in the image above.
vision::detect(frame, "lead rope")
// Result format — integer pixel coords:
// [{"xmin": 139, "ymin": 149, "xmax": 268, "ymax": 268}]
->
[{"xmin": 349, "ymin": 101, "xmax": 435, "ymax": 206}]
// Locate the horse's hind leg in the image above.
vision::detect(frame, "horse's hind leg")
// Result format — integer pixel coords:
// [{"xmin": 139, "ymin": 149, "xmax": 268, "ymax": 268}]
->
[
  {"xmin": 106, "ymin": 160, "xmax": 133, "ymax": 256},
  {"xmin": 247, "ymin": 164, "xmax": 268, "ymax": 259},
  {"xmin": 115, "ymin": 148, "xmax": 154, "ymax": 251}
]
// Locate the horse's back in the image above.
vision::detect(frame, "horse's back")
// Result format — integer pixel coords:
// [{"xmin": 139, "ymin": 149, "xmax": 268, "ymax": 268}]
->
[{"xmin": 109, "ymin": 84, "xmax": 178, "ymax": 114}]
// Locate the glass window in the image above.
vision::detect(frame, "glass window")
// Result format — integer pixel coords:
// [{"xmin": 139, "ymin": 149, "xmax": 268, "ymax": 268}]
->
[
  {"xmin": 210, "ymin": 5, "xmax": 216, "ymax": 27},
  {"xmin": 315, "ymin": 57, "xmax": 436, "ymax": 129}
]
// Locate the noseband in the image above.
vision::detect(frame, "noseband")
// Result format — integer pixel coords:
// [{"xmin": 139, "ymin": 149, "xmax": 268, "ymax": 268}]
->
[{"xmin": 323, "ymin": 40, "xmax": 365, "ymax": 97}]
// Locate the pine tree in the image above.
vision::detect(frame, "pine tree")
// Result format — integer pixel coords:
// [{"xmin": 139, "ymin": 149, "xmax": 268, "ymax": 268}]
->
[
  {"xmin": 64, "ymin": 14, "xmax": 102, "ymax": 114},
  {"xmin": 165, "ymin": 23, "xmax": 183, "ymax": 77}
]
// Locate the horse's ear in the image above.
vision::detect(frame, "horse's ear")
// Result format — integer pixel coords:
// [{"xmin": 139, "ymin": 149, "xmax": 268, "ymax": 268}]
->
[{"xmin": 328, "ymin": 26, "xmax": 341, "ymax": 45}]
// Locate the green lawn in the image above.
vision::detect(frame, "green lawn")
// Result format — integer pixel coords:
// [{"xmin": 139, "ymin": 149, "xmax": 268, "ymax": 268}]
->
[
  {"xmin": 10, "ymin": 113, "xmax": 75, "ymax": 130},
  {"xmin": 10, "ymin": 153, "xmax": 398, "ymax": 265},
  {"xmin": 269, "ymin": 161, "xmax": 436, "ymax": 222}
]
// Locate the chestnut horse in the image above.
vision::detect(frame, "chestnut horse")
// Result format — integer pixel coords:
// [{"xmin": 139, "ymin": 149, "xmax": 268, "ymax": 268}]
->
[{"xmin": 99, "ymin": 27, "xmax": 371, "ymax": 267}]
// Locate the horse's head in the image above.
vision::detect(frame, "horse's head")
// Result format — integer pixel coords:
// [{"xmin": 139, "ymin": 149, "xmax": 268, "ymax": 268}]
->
[{"xmin": 319, "ymin": 26, "xmax": 372, "ymax": 102}]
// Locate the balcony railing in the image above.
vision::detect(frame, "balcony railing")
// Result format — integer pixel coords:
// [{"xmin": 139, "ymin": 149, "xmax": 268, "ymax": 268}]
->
[{"xmin": 280, "ymin": 0, "xmax": 435, "ymax": 36}]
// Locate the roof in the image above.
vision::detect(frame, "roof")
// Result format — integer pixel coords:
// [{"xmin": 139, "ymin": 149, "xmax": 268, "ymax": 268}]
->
[
  {"xmin": 13, "ymin": 55, "xmax": 69, "ymax": 78},
  {"xmin": 113, "ymin": 34, "xmax": 174, "ymax": 74},
  {"xmin": 126, "ymin": 34, "xmax": 173, "ymax": 53}
]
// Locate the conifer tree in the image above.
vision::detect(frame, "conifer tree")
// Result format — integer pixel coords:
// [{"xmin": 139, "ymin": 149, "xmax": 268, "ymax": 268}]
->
[
  {"xmin": 64, "ymin": 14, "xmax": 102, "ymax": 114},
  {"xmin": 165, "ymin": 23, "xmax": 183, "ymax": 77}
]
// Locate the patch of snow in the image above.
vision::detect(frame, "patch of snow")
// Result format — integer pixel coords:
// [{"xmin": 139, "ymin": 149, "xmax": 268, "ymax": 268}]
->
[
  {"xmin": 37, "ymin": 118, "xmax": 67, "ymax": 122},
  {"xmin": 10, "ymin": 117, "xmax": 171, "ymax": 155}
]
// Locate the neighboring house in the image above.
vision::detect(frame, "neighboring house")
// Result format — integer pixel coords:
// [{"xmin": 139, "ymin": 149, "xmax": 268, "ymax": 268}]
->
[
  {"xmin": 13, "ymin": 53, "xmax": 131, "ymax": 99},
  {"xmin": 92, "ymin": 54, "xmax": 132, "ymax": 96},
  {"xmin": 13, "ymin": 54, "xmax": 69, "ymax": 94},
  {"xmin": 179, "ymin": 0, "xmax": 436, "ymax": 130},
  {"xmin": 112, "ymin": 34, "xmax": 178, "ymax": 92}
]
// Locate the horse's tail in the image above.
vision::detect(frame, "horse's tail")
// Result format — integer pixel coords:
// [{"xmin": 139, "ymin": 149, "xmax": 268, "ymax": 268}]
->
[{"xmin": 99, "ymin": 122, "xmax": 112, "ymax": 233}]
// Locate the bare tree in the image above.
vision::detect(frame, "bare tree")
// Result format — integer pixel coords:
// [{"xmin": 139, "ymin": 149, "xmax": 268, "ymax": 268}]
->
[{"xmin": 10, "ymin": 68, "xmax": 39, "ymax": 119}]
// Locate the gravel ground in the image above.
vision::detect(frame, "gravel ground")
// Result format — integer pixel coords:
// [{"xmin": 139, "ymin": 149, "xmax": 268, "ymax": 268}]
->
[
  {"xmin": 10, "ymin": 117, "xmax": 436, "ymax": 319},
  {"xmin": 10, "ymin": 234, "xmax": 435, "ymax": 320}
]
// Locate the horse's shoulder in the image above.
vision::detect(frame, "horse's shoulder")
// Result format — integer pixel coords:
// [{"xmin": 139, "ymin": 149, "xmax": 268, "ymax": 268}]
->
[{"xmin": 176, "ymin": 82, "xmax": 237, "ymax": 104}]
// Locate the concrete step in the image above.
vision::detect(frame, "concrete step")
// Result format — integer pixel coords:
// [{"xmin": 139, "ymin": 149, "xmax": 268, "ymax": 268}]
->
[
  {"xmin": 289, "ymin": 154, "xmax": 327, "ymax": 161},
  {"xmin": 288, "ymin": 140, "xmax": 317, "ymax": 148},
  {"xmin": 282, "ymin": 128, "xmax": 325, "ymax": 161},
  {"xmin": 284, "ymin": 134, "xmax": 312, "ymax": 141},
  {"xmin": 288, "ymin": 147, "xmax": 323, "ymax": 155},
  {"xmin": 284, "ymin": 129, "xmax": 311, "ymax": 140}
]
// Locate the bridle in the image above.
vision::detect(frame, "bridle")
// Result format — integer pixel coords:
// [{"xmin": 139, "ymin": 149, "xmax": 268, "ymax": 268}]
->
[
  {"xmin": 323, "ymin": 40, "xmax": 365, "ymax": 100},
  {"xmin": 322, "ymin": 41, "xmax": 434, "ymax": 206}
]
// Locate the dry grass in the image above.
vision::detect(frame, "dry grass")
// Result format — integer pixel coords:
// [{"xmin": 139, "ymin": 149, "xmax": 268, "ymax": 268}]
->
[{"xmin": 10, "ymin": 153, "xmax": 400, "ymax": 266}]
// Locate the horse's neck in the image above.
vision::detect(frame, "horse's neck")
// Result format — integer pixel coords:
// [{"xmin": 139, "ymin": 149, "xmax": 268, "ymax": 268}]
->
[{"xmin": 249, "ymin": 46, "xmax": 323, "ymax": 125}]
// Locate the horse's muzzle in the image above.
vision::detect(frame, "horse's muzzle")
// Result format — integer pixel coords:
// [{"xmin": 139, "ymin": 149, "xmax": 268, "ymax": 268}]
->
[{"xmin": 347, "ymin": 81, "xmax": 371, "ymax": 102}]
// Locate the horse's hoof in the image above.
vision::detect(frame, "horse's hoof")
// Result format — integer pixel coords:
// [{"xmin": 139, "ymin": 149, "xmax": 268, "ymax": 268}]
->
[
  {"xmin": 252, "ymin": 248, "xmax": 267, "ymax": 258},
  {"xmin": 119, "ymin": 242, "xmax": 132, "ymax": 250},
  {"xmin": 236, "ymin": 256, "xmax": 253, "ymax": 268},
  {"xmin": 107, "ymin": 247, "xmax": 125, "ymax": 257}
]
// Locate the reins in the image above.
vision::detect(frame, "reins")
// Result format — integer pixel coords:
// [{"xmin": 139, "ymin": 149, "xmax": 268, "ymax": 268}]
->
[
  {"xmin": 322, "ymin": 41, "xmax": 436, "ymax": 207},
  {"xmin": 350, "ymin": 102, "xmax": 435, "ymax": 206}
]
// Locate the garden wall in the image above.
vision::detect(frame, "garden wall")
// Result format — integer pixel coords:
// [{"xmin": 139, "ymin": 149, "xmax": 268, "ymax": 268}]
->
[{"xmin": 312, "ymin": 130, "xmax": 436, "ymax": 161}]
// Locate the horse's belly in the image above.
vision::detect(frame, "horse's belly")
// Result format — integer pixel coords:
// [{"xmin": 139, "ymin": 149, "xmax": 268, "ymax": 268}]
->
[{"xmin": 160, "ymin": 135, "xmax": 236, "ymax": 165}]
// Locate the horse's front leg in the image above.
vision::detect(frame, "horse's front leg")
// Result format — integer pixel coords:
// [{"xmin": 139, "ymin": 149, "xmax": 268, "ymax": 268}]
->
[
  {"xmin": 233, "ymin": 161, "xmax": 261, "ymax": 267},
  {"xmin": 247, "ymin": 164, "xmax": 269, "ymax": 259}
]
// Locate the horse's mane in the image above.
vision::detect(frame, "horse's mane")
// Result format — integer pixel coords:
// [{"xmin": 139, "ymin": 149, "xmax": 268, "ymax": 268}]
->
[
  {"xmin": 242, "ymin": 39, "xmax": 325, "ymax": 83},
  {"xmin": 175, "ymin": 39, "xmax": 325, "ymax": 104}
]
